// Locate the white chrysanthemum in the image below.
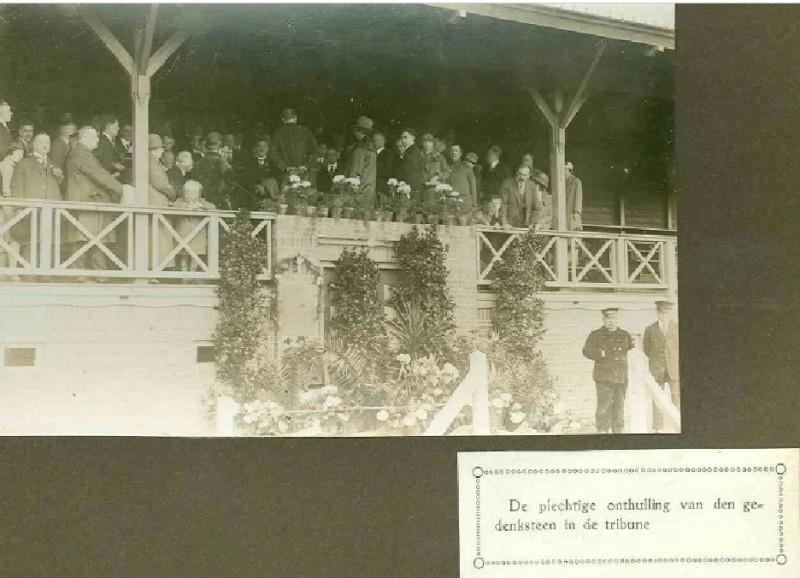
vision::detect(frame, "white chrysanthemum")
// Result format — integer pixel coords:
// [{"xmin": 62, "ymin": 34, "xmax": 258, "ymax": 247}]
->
[
  {"xmin": 376, "ymin": 409, "xmax": 390, "ymax": 422},
  {"xmin": 435, "ymin": 183, "xmax": 450, "ymax": 192},
  {"xmin": 387, "ymin": 178, "xmax": 398, "ymax": 186},
  {"xmin": 289, "ymin": 174, "xmax": 301, "ymax": 183},
  {"xmin": 397, "ymin": 181, "xmax": 406, "ymax": 187},
  {"xmin": 332, "ymin": 175, "xmax": 345, "ymax": 183},
  {"xmin": 415, "ymin": 408, "xmax": 429, "ymax": 421},
  {"xmin": 395, "ymin": 353, "xmax": 411, "ymax": 364},
  {"xmin": 402, "ymin": 414, "xmax": 417, "ymax": 427},
  {"xmin": 491, "ymin": 398, "xmax": 505, "ymax": 409},
  {"xmin": 500, "ymin": 392, "xmax": 512, "ymax": 402},
  {"xmin": 300, "ymin": 180, "xmax": 312, "ymax": 188},
  {"xmin": 442, "ymin": 362, "xmax": 459, "ymax": 377},
  {"xmin": 510, "ymin": 411, "xmax": 526, "ymax": 424},
  {"xmin": 324, "ymin": 395, "xmax": 342, "ymax": 409}
]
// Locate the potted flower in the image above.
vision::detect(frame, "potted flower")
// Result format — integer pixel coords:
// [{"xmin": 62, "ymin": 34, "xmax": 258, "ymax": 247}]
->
[
  {"xmin": 388, "ymin": 179, "xmax": 412, "ymax": 222},
  {"xmin": 422, "ymin": 197, "xmax": 440, "ymax": 225},
  {"xmin": 445, "ymin": 188, "xmax": 463, "ymax": 226},
  {"xmin": 330, "ymin": 175, "xmax": 347, "ymax": 219},
  {"xmin": 456, "ymin": 196, "xmax": 472, "ymax": 226},
  {"xmin": 435, "ymin": 183, "xmax": 455, "ymax": 224}
]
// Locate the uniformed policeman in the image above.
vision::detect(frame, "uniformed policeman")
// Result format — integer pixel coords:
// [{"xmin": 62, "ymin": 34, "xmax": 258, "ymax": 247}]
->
[
  {"xmin": 642, "ymin": 300, "xmax": 680, "ymax": 431},
  {"xmin": 582, "ymin": 308, "xmax": 635, "ymax": 434}
]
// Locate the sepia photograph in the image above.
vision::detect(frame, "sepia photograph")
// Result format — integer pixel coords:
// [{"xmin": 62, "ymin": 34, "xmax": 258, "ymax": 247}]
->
[{"xmin": 0, "ymin": 3, "xmax": 676, "ymax": 436}]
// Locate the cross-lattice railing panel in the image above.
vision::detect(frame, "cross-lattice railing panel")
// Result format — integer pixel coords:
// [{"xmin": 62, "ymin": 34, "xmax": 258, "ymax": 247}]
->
[
  {"xmin": 0, "ymin": 198, "xmax": 274, "ymax": 282},
  {"xmin": 475, "ymin": 226, "xmax": 676, "ymax": 292}
]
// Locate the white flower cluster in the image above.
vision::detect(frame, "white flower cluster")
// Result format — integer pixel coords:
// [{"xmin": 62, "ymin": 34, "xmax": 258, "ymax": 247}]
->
[
  {"xmin": 332, "ymin": 175, "xmax": 346, "ymax": 184},
  {"xmin": 435, "ymin": 183, "xmax": 453, "ymax": 193}
]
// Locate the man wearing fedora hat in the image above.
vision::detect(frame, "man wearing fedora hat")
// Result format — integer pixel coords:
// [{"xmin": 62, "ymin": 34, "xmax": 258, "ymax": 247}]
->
[
  {"xmin": 643, "ymin": 300, "xmax": 680, "ymax": 431},
  {"xmin": 268, "ymin": 108, "xmax": 317, "ymax": 184},
  {"xmin": 497, "ymin": 165, "xmax": 543, "ymax": 228},
  {"xmin": 446, "ymin": 145, "xmax": 478, "ymax": 210},
  {"xmin": 344, "ymin": 116, "xmax": 377, "ymax": 212},
  {"xmin": 583, "ymin": 307, "xmax": 635, "ymax": 434}
]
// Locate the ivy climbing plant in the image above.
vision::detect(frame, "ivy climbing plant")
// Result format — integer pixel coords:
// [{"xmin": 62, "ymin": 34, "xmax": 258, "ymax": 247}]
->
[
  {"xmin": 329, "ymin": 247, "xmax": 386, "ymax": 351},
  {"xmin": 389, "ymin": 226, "xmax": 456, "ymax": 359},
  {"xmin": 213, "ymin": 209, "xmax": 278, "ymax": 403}
]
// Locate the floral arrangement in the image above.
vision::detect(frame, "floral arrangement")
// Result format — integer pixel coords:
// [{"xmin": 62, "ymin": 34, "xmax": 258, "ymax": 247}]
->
[
  {"xmin": 240, "ymin": 399, "xmax": 291, "ymax": 436},
  {"xmin": 285, "ymin": 174, "xmax": 316, "ymax": 209},
  {"xmin": 297, "ymin": 384, "xmax": 351, "ymax": 434},
  {"xmin": 330, "ymin": 175, "xmax": 361, "ymax": 208},
  {"xmin": 373, "ymin": 354, "xmax": 461, "ymax": 432},
  {"xmin": 387, "ymin": 178, "xmax": 412, "ymax": 215}
]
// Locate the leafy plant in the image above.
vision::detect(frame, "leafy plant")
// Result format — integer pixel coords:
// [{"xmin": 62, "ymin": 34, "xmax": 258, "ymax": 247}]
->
[
  {"xmin": 390, "ymin": 226, "xmax": 456, "ymax": 358},
  {"xmin": 329, "ymin": 248, "xmax": 386, "ymax": 351},
  {"xmin": 213, "ymin": 209, "xmax": 277, "ymax": 403}
]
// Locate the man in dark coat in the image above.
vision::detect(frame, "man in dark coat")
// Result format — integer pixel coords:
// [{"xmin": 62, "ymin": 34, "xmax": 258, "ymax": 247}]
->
[
  {"xmin": 582, "ymin": 308, "xmax": 635, "ymax": 434},
  {"xmin": 193, "ymin": 132, "xmax": 232, "ymax": 209},
  {"xmin": 480, "ymin": 145, "xmax": 512, "ymax": 203},
  {"xmin": 373, "ymin": 131, "xmax": 396, "ymax": 205},
  {"xmin": 50, "ymin": 116, "xmax": 76, "ymax": 175},
  {"xmin": 241, "ymin": 139, "xmax": 279, "ymax": 209},
  {"xmin": 317, "ymin": 148, "xmax": 341, "ymax": 194},
  {"xmin": 0, "ymin": 100, "xmax": 14, "ymax": 159},
  {"xmin": 396, "ymin": 128, "xmax": 425, "ymax": 197},
  {"xmin": 94, "ymin": 114, "xmax": 125, "ymax": 181},
  {"xmin": 498, "ymin": 165, "xmax": 543, "ymax": 228},
  {"xmin": 643, "ymin": 300, "xmax": 680, "ymax": 431},
  {"xmin": 268, "ymin": 108, "xmax": 317, "ymax": 184},
  {"xmin": 344, "ymin": 116, "xmax": 377, "ymax": 212}
]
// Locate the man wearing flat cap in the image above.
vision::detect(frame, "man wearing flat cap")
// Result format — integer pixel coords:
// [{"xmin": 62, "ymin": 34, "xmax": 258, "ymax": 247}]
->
[
  {"xmin": 643, "ymin": 300, "xmax": 680, "ymax": 431},
  {"xmin": 582, "ymin": 308, "xmax": 635, "ymax": 434}
]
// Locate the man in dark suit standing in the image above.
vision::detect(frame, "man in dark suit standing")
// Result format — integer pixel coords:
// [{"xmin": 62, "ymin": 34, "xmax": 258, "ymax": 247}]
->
[
  {"xmin": 0, "ymin": 100, "xmax": 14, "ymax": 159},
  {"xmin": 373, "ymin": 130, "xmax": 395, "ymax": 206},
  {"xmin": 94, "ymin": 114, "xmax": 125, "ymax": 181},
  {"xmin": 316, "ymin": 148, "xmax": 341, "ymax": 194},
  {"xmin": 396, "ymin": 128, "xmax": 425, "ymax": 198},
  {"xmin": 480, "ymin": 145, "xmax": 512, "ymax": 203},
  {"xmin": 643, "ymin": 300, "xmax": 680, "ymax": 431},
  {"xmin": 241, "ymin": 139, "xmax": 279, "ymax": 209},
  {"xmin": 498, "ymin": 165, "xmax": 543, "ymax": 228},
  {"xmin": 583, "ymin": 308, "xmax": 635, "ymax": 434},
  {"xmin": 269, "ymin": 108, "xmax": 317, "ymax": 185}
]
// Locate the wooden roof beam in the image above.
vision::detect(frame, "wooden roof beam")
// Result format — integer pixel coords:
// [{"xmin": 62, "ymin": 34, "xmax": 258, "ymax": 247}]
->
[{"xmin": 75, "ymin": 6, "xmax": 133, "ymax": 76}]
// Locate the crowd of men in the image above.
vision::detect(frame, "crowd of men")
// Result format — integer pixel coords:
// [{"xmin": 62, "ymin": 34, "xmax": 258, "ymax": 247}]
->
[{"xmin": 0, "ymin": 99, "xmax": 587, "ymax": 272}]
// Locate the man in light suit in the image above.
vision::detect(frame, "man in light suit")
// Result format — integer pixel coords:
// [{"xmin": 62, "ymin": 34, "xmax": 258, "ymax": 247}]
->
[
  {"xmin": 642, "ymin": 300, "xmax": 680, "ymax": 431},
  {"xmin": 498, "ymin": 165, "xmax": 543, "ymax": 228}
]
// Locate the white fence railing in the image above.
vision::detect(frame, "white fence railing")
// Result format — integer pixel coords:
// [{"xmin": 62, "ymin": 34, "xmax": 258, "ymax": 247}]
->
[
  {"xmin": 477, "ymin": 227, "xmax": 677, "ymax": 292},
  {"xmin": 0, "ymin": 198, "xmax": 274, "ymax": 281},
  {"xmin": 627, "ymin": 346, "xmax": 681, "ymax": 433}
]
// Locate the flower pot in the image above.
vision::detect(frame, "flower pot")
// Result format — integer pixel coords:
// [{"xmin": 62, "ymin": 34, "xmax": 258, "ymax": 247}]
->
[
  {"xmin": 372, "ymin": 210, "xmax": 383, "ymax": 222},
  {"xmin": 277, "ymin": 203, "xmax": 289, "ymax": 215},
  {"xmin": 304, "ymin": 206, "xmax": 317, "ymax": 218},
  {"xmin": 443, "ymin": 215, "xmax": 456, "ymax": 226},
  {"xmin": 426, "ymin": 214, "xmax": 439, "ymax": 225},
  {"xmin": 413, "ymin": 213, "xmax": 424, "ymax": 224},
  {"xmin": 457, "ymin": 215, "xmax": 470, "ymax": 226},
  {"xmin": 331, "ymin": 207, "xmax": 342, "ymax": 219},
  {"xmin": 318, "ymin": 207, "xmax": 329, "ymax": 218},
  {"xmin": 397, "ymin": 210, "xmax": 408, "ymax": 222},
  {"xmin": 342, "ymin": 207, "xmax": 355, "ymax": 219},
  {"xmin": 383, "ymin": 210, "xmax": 394, "ymax": 222}
]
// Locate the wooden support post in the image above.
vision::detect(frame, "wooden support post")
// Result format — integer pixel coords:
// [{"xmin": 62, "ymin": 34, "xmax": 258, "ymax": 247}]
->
[
  {"xmin": 666, "ymin": 239, "xmax": 678, "ymax": 300},
  {"xmin": 132, "ymin": 26, "xmax": 151, "ymax": 278},
  {"xmin": 470, "ymin": 350, "xmax": 490, "ymax": 435},
  {"xmin": 39, "ymin": 204, "xmax": 53, "ymax": 271}
]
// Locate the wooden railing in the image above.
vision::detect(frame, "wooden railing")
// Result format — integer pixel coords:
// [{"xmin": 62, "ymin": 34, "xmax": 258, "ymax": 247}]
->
[
  {"xmin": 627, "ymin": 346, "xmax": 681, "ymax": 433},
  {"xmin": 423, "ymin": 350, "xmax": 490, "ymax": 436},
  {"xmin": 477, "ymin": 226, "xmax": 678, "ymax": 292},
  {"xmin": 0, "ymin": 198, "xmax": 274, "ymax": 281}
]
